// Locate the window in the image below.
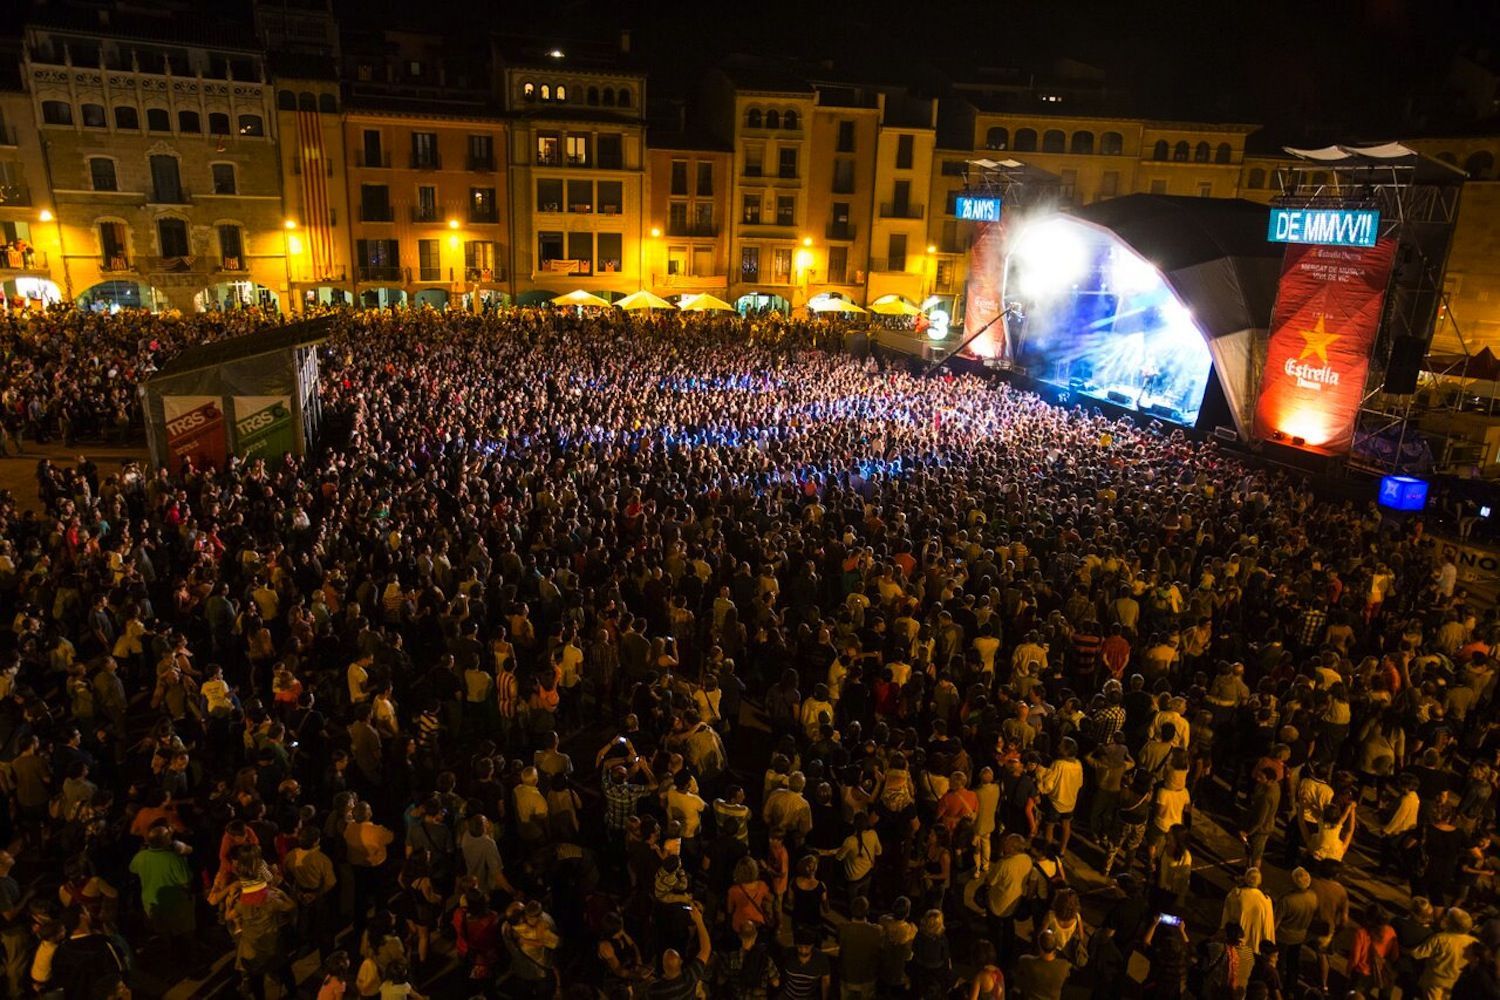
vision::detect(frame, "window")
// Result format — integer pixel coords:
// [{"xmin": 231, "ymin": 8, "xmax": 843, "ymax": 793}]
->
[
  {"xmin": 209, "ymin": 113, "xmax": 230, "ymax": 136},
  {"xmin": 775, "ymin": 195, "xmax": 794, "ymax": 226},
  {"xmin": 320, "ymin": 94, "xmax": 338, "ymax": 114},
  {"xmin": 147, "ymin": 108, "xmax": 170, "ymax": 132},
  {"xmin": 1014, "ymin": 129, "xmax": 1037, "ymax": 152},
  {"xmin": 1247, "ymin": 167, "xmax": 1266, "ymax": 189},
  {"xmin": 746, "ymin": 109, "xmax": 762, "ymax": 129},
  {"xmin": 778, "ymin": 147, "xmax": 797, "ymax": 178},
  {"xmin": 149, "ymin": 155, "xmax": 183, "ymax": 202},
  {"xmin": 1193, "ymin": 142, "xmax": 1210, "ymax": 163},
  {"xmin": 1100, "ymin": 171, "xmax": 1119, "ymax": 198},
  {"xmin": 1173, "ymin": 141, "xmax": 1189, "ymax": 161},
  {"xmin": 1060, "ymin": 169, "xmax": 1077, "ymax": 202},
  {"xmin": 837, "ymin": 120, "xmax": 855, "ymax": 152},
  {"xmin": 1465, "ymin": 150, "xmax": 1496, "ymax": 180},
  {"xmin": 360, "ymin": 184, "xmax": 392, "ymax": 221},
  {"xmin": 770, "ymin": 247, "xmax": 792, "ymax": 283},
  {"xmin": 1152, "ymin": 140, "xmax": 1168, "ymax": 161},
  {"xmin": 356, "ymin": 64, "xmax": 374, "ymax": 82},
  {"xmin": 892, "ymin": 179, "xmax": 911, "ymax": 212},
  {"xmin": 524, "ymin": 82, "xmax": 536, "ymax": 100},
  {"xmin": 218, "ymin": 224, "xmax": 243, "ymax": 268},
  {"xmin": 567, "ymin": 231, "xmax": 592, "ymax": 271},
  {"xmin": 112, "ymin": 105, "xmax": 137, "ymax": 129},
  {"xmin": 669, "ymin": 201, "xmax": 688, "ymax": 232},
  {"xmin": 157, "ymin": 217, "xmax": 190, "ymax": 258},
  {"xmin": 744, "ymin": 144, "xmax": 763, "ymax": 177},
  {"xmin": 411, "ymin": 132, "xmax": 438, "ymax": 169},
  {"xmin": 356, "ymin": 238, "xmax": 399, "ymax": 270},
  {"xmin": 617, "ymin": 89, "xmax": 631, "ymax": 108},
  {"xmin": 1150, "ymin": 179, "xmax": 1167, "ymax": 194},
  {"xmin": 211, "ymin": 163, "xmax": 237, "ymax": 194},
  {"xmin": 766, "ymin": 110, "xmax": 781, "ymax": 129},
  {"xmin": 41, "ymin": 101, "xmax": 72, "ymax": 126},
  {"xmin": 178, "ymin": 110, "xmax": 201, "ymax": 133},
  {"xmin": 896, "ymin": 134, "xmax": 914, "ymax": 169},
  {"xmin": 597, "ymin": 233, "xmax": 621, "ymax": 273},
  {"xmin": 783, "ymin": 110, "xmax": 797, "ymax": 130},
  {"xmin": 887, "ymin": 233, "xmax": 907, "ymax": 271},
  {"xmin": 587, "ymin": 86, "xmax": 599, "ymax": 106},
  {"xmin": 415, "ymin": 185, "xmax": 437, "ymax": 221},
  {"xmin": 1070, "ymin": 131, "xmax": 1094, "ymax": 154},
  {"xmin": 671, "ymin": 160, "xmax": 688, "ymax": 195},
  {"xmin": 833, "ymin": 159, "xmax": 854, "ymax": 194},
  {"xmin": 598, "ymin": 180, "xmax": 622, "ymax": 214},
  {"xmin": 99, "ymin": 221, "xmax": 127, "ymax": 266},
  {"xmin": 1215, "ymin": 143, "xmax": 1232, "ymax": 164},
  {"xmin": 536, "ymin": 178, "xmax": 563, "ymax": 212},
  {"xmin": 89, "ymin": 158, "xmax": 118, "ymax": 192},
  {"xmin": 418, "ymin": 239, "xmax": 441, "ymax": 281},
  {"xmin": 567, "ymin": 179, "xmax": 593, "ymax": 213},
  {"xmin": 408, "ymin": 61, "xmax": 423, "ymax": 78},
  {"xmin": 538, "ymin": 231, "xmax": 563, "ymax": 266},
  {"xmin": 693, "ymin": 201, "xmax": 712, "ymax": 231},
  {"xmin": 742, "ymin": 194, "xmax": 761, "ymax": 224},
  {"xmin": 537, "ymin": 134, "xmax": 559, "ymax": 165},
  {"xmin": 540, "ymin": 85, "xmax": 551, "ymax": 101},
  {"xmin": 565, "ymin": 135, "xmax": 588, "ymax": 166},
  {"xmin": 597, "ymin": 134, "xmax": 623, "ymax": 169},
  {"xmin": 696, "ymin": 161, "xmax": 713, "ymax": 196},
  {"xmin": 556, "ymin": 85, "xmax": 567, "ymax": 102},
  {"xmin": 940, "ymin": 159, "xmax": 966, "ymax": 176},
  {"xmin": 469, "ymin": 134, "xmax": 494, "ymax": 170},
  {"xmin": 985, "ymin": 127, "xmax": 1008, "ymax": 150},
  {"xmin": 470, "ymin": 187, "xmax": 497, "ymax": 222},
  {"xmin": 238, "ymin": 114, "xmax": 264, "ymax": 137},
  {"xmin": 741, "ymin": 245, "xmax": 759, "ymax": 281},
  {"xmin": 464, "ymin": 240, "xmax": 496, "ymax": 278},
  {"xmin": 362, "ymin": 130, "xmax": 384, "ymax": 167},
  {"xmin": 827, "ymin": 245, "xmax": 847, "ymax": 284},
  {"xmin": 1198, "ymin": 181, "xmax": 1213, "ymax": 197},
  {"xmin": 1042, "ymin": 129, "xmax": 1065, "ymax": 153},
  {"xmin": 82, "ymin": 104, "xmax": 107, "ymax": 128},
  {"xmin": 1101, "ymin": 131, "xmax": 1123, "ymax": 155},
  {"xmin": 602, "ymin": 89, "xmax": 616, "ymax": 107}
]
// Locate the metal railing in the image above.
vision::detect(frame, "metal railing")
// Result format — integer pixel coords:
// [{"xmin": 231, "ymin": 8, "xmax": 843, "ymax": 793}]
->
[
  {"xmin": 152, "ymin": 187, "xmax": 190, "ymax": 204},
  {"xmin": 417, "ymin": 267, "xmax": 443, "ymax": 282},
  {"xmin": 409, "ymin": 153, "xmax": 441, "ymax": 170},
  {"xmin": 825, "ymin": 222, "xmax": 856, "ymax": 240},
  {"xmin": 464, "ymin": 266, "xmax": 507, "ymax": 282},
  {"xmin": 666, "ymin": 221, "xmax": 718, "ymax": 238},
  {"xmin": 101, "ymin": 256, "xmax": 133, "ymax": 272},
  {"xmin": 219, "ymin": 256, "xmax": 246, "ymax": 272},
  {"xmin": 868, "ymin": 257, "xmax": 908, "ymax": 272},
  {"xmin": 467, "ymin": 155, "xmax": 495, "ymax": 172},
  {"xmin": 878, "ymin": 202, "xmax": 924, "ymax": 219},
  {"xmin": 357, "ymin": 151, "xmax": 391, "ymax": 168},
  {"xmin": 410, "ymin": 206, "xmax": 442, "ymax": 223},
  {"xmin": 0, "ymin": 183, "xmax": 30, "ymax": 206},
  {"xmin": 468, "ymin": 209, "xmax": 499, "ymax": 224},
  {"xmin": 357, "ymin": 264, "xmax": 405, "ymax": 283},
  {"xmin": 0, "ymin": 248, "xmax": 46, "ymax": 270},
  {"xmin": 360, "ymin": 205, "xmax": 394, "ymax": 222}
]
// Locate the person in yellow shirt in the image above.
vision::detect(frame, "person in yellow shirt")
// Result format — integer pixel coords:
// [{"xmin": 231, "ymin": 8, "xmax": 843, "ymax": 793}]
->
[{"xmin": 343, "ymin": 802, "xmax": 393, "ymax": 930}]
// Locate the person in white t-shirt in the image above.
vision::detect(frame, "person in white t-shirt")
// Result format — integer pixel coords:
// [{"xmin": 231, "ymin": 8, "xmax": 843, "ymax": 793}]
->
[{"xmin": 1038, "ymin": 738, "xmax": 1085, "ymax": 855}]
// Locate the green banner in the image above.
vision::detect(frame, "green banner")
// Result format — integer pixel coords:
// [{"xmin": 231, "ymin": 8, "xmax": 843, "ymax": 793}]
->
[{"xmin": 232, "ymin": 395, "xmax": 295, "ymax": 460}]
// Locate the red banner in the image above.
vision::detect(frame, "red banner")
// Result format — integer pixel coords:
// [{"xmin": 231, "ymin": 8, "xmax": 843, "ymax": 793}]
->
[
  {"xmin": 960, "ymin": 220, "xmax": 1008, "ymax": 361},
  {"xmin": 162, "ymin": 396, "xmax": 228, "ymax": 474},
  {"xmin": 1252, "ymin": 238, "xmax": 1397, "ymax": 453}
]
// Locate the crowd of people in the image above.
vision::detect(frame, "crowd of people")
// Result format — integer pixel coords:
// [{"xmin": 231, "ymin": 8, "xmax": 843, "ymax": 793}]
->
[{"xmin": 0, "ymin": 303, "xmax": 1494, "ymax": 1000}]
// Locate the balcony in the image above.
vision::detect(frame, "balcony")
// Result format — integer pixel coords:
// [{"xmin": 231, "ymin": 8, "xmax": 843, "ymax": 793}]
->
[
  {"xmin": 537, "ymin": 152, "xmax": 561, "ymax": 166},
  {"xmin": 410, "ymin": 206, "xmax": 442, "ymax": 223},
  {"xmin": 468, "ymin": 209, "xmax": 499, "ymax": 224},
  {"xmin": 357, "ymin": 264, "xmax": 405, "ymax": 283},
  {"xmin": 539, "ymin": 258, "xmax": 592, "ymax": 276},
  {"xmin": 467, "ymin": 155, "xmax": 495, "ymax": 172},
  {"xmin": 357, "ymin": 151, "xmax": 391, "ymax": 168},
  {"xmin": 831, "ymin": 181, "xmax": 856, "ymax": 195},
  {"xmin": 825, "ymin": 222, "xmax": 856, "ymax": 240},
  {"xmin": 0, "ymin": 125, "xmax": 15, "ymax": 146},
  {"xmin": 360, "ymin": 205, "xmax": 394, "ymax": 223},
  {"xmin": 666, "ymin": 221, "xmax": 718, "ymax": 238},
  {"xmin": 417, "ymin": 267, "xmax": 444, "ymax": 282},
  {"xmin": 151, "ymin": 188, "xmax": 190, "ymax": 205},
  {"xmin": 777, "ymin": 168, "xmax": 799, "ymax": 180},
  {"xmin": 598, "ymin": 203, "xmax": 623, "ymax": 216},
  {"xmin": 100, "ymin": 256, "xmax": 134, "ymax": 273},
  {"xmin": 878, "ymin": 202, "xmax": 925, "ymax": 219},
  {"xmin": 743, "ymin": 165, "xmax": 763, "ymax": 179},
  {"xmin": 218, "ymin": 256, "xmax": 247, "ymax": 272},
  {"xmin": 868, "ymin": 257, "xmax": 909, "ymax": 273},
  {"xmin": 464, "ymin": 266, "xmax": 508, "ymax": 283},
  {"xmin": 0, "ymin": 248, "xmax": 46, "ymax": 270},
  {"xmin": 0, "ymin": 183, "xmax": 29, "ymax": 206},
  {"xmin": 410, "ymin": 153, "xmax": 441, "ymax": 170}
]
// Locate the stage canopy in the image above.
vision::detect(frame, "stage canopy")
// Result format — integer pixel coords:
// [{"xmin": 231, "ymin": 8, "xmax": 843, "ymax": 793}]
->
[{"xmin": 1009, "ymin": 194, "xmax": 1285, "ymax": 436}]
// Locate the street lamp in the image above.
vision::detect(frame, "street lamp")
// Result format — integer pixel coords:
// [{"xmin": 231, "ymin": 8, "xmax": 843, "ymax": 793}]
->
[{"xmin": 38, "ymin": 209, "xmax": 52, "ymax": 222}]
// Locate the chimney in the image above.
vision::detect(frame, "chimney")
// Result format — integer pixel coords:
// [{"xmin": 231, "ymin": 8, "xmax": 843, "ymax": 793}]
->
[{"xmin": 619, "ymin": 29, "xmax": 631, "ymax": 54}]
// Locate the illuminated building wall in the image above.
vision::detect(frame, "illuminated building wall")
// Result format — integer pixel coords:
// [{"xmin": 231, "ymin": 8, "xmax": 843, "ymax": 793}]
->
[
  {"xmin": 272, "ymin": 78, "xmax": 352, "ymax": 310},
  {"xmin": 645, "ymin": 139, "xmax": 732, "ymax": 298},
  {"xmin": 867, "ymin": 99, "xmax": 937, "ymax": 307},
  {"xmin": 0, "ymin": 86, "xmax": 63, "ymax": 307},
  {"xmin": 805, "ymin": 91, "xmax": 878, "ymax": 303}
]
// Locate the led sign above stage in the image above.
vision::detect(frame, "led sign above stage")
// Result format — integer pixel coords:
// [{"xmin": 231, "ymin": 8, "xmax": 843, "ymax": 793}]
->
[
  {"xmin": 955, "ymin": 195, "xmax": 1003, "ymax": 223},
  {"xmin": 1267, "ymin": 207, "xmax": 1380, "ymax": 248}
]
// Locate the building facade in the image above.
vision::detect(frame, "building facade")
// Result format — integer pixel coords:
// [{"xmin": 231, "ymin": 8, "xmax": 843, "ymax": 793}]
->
[{"xmin": 645, "ymin": 135, "xmax": 731, "ymax": 299}]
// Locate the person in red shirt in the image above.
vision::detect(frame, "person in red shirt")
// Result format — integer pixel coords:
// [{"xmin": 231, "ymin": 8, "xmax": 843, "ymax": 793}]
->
[
  {"xmin": 1346, "ymin": 903, "xmax": 1399, "ymax": 995},
  {"xmin": 1100, "ymin": 625, "xmax": 1132, "ymax": 681},
  {"xmin": 935, "ymin": 771, "xmax": 979, "ymax": 833}
]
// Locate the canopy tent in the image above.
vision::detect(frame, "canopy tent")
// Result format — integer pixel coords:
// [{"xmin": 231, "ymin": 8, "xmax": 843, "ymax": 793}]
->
[
  {"xmin": 551, "ymin": 289, "xmax": 612, "ymax": 308},
  {"xmin": 679, "ymin": 293, "xmax": 736, "ymax": 312},
  {"xmin": 615, "ymin": 290, "xmax": 677, "ymax": 311},
  {"xmin": 869, "ymin": 294, "xmax": 921, "ymax": 316},
  {"xmin": 1283, "ymin": 142, "xmax": 1469, "ymax": 182},
  {"xmin": 1061, "ymin": 194, "xmax": 1286, "ymax": 438},
  {"xmin": 808, "ymin": 295, "xmax": 867, "ymax": 315}
]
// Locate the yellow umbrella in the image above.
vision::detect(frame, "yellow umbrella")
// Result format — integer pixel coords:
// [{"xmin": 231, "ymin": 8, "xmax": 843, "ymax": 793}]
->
[
  {"xmin": 551, "ymin": 289, "xmax": 612, "ymax": 308},
  {"xmin": 869, "ymin": 294, "xmax": 920, "ymax": 316},
  {"xmin": 679, "ymin": 293, "xmax": 736, "ymax": 312},
  {"xmin": 615, "ymin": 289, "xmax": 677, "ymax": 311},
  {"xmin": 808, "ymin": 296, "xmax": 868, "ymax": 315}
]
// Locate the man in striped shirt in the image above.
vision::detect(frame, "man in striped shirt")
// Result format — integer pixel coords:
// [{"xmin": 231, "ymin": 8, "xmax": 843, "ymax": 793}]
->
[{"xmin": 648, "ymin": 901, "xmax": 710, "ymax": 1000}]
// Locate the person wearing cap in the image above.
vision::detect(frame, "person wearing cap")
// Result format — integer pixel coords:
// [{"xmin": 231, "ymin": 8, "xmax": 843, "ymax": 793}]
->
[
  {"xmin": 1220, "ymin": 868, "xmax": 1276, "ymax": 954},
  {"xmin": 1412, "ymin": 907, "xmax": 1480, "ymax": 997}
]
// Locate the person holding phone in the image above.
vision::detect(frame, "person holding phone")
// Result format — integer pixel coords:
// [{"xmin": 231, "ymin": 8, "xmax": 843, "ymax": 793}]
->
[{"xmin": 1142, "ymin": 912, "xmax": 1191, "ymax": 999}]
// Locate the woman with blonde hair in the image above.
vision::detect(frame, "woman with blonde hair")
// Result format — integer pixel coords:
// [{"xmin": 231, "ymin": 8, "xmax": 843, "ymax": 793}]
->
[
  {"xmin": 911, "ymin": 907, "xmax": 953, "ymax": 998},
  {"xmin": 726, "ymin": 855, "xmax": 775, "ymax": 935}
]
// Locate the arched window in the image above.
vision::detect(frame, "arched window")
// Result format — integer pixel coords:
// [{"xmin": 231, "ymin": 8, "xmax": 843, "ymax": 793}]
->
[
  {"xmin": 1152, "ymin": 140, "xmax": 1169, "ymax": 161},
  {"xmin": 209, "ymin": 112, "xmax": 230, "ymax": 135},
  {"xmin": 602, "ymin": 88, "xmax": 616, "ymax": 107},
  {"xmin": 1013, "ymin": 128, "xmax": 1038, "ymax": 152},
  {"xmin": 111, "ymin": 105, "xmax": 137, "ymax": 129},
  {"xmin": 1193, "ymin": 141, "xmax": 1210, "ymax": 162},
  {"xmin": 1070, "ymin": 131, "xmax": 1094, "ymax": 154},
  {"xmin": 617, "ymin": 88, "xmax": 631, "ymax": 107},
  {"xmin": 276, "ymin": 91, "xmax": 296, "ymax": 111},
  {"xmin": 556, "ymin": 85, "xmax": 567, "ymax": 101},
  {"xmin": 1247, "ymin": 167, "xmax": 1266, "ymax": 189},
  {"xmin": 1101, "ymin": 131, "xmax": 1123, "ymax": 155},
  {"xmin": 745, "ymin": 108, "xmax": 759, "ymax": 128},
  {"xmin": 1464, "ymin": 150, "xmax": 1495, "ymax": 180},
  {"xmin": 238, "ymin": 114, "xmax": 264, "ymax": 137},
  {"xmin": 1215, "ymin": 143, "xmax": 1232, "ymax": 164},
  {"xmin": 157, "ymin": 216, "xmax": 190, "ymax": 258},
  {"xmin": 1042, "ymin": 129, "xmax": 1065, "ymax": 152},
  {"xmin": 523, "ymin": 82, "xmax": 535, "ymax": 100},
  {"xmin": 985, "ymin": 127, "xmax": 1008, "ymax": 150},
  {"xmin": 587, "ymin": 86, "xmax": 599, "ymax": 106},
  {"xmin": 178, "ymin": 110, "xmax": 201, "ymax": 133},
  {"xmin": 146, "ymin": 108, "xmax": 170, "ymax": 132},
  {"xmin": 766, "ymin": 110, "xmax": 781, "ymax": 129},
  {"xmin": 319, "ymin": 93, "xmax": 338, "ymax": 114},
  {"xmin": 783, "ymin": 109, "xmax": 798, "ymax": 130},
  {"xmin": 40, "ymin": 100, "xmax": 72, "ymax": 125},
  {"xmin": 81, "ymin": 103, "xmax": 107, "ymax": 128},
  {"xmin": 539, "ymin": 84, "xmax": 550, "ymax": 100},
  {"xmin": 1173, "ymin": 141, "xmax": 1189, "ymax": 162}
]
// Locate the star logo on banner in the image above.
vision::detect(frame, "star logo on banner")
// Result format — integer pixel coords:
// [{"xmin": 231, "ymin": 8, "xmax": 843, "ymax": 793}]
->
[{"xmin": 1297, "ymin": 316, "xmax": 1339, "ymax": 364}]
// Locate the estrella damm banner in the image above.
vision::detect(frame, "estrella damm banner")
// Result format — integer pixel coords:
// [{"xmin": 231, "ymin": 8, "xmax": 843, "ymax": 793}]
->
[{"xmin": 232, "ymin": 395, "xmax": 295, "ymax": 460}]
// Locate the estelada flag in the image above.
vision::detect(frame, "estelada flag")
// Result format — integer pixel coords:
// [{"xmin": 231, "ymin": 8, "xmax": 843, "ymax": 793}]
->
[{"xmin": 1252, "ymin": 238, "xmax": 1397, "ymax": 453}]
